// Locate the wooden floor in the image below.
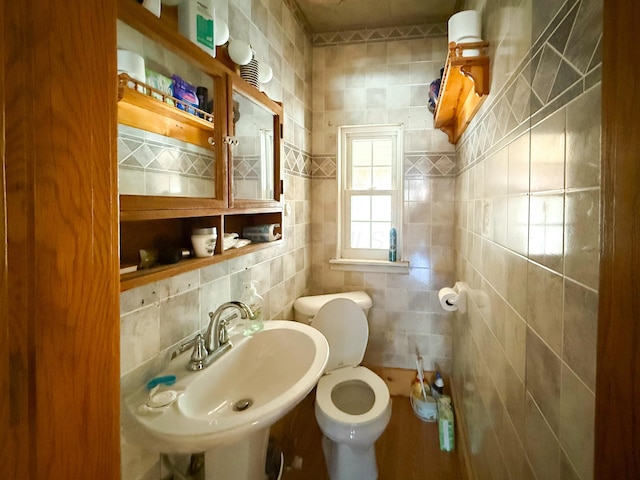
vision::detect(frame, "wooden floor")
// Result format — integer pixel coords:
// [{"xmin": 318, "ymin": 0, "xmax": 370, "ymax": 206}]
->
[{"xmin": 276, "ymin": 390, "xmax": 463, "ymax": 480}]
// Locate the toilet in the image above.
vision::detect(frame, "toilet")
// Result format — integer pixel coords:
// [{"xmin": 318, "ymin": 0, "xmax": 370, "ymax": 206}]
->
[{"xmin": 293, "ymin": 292, "xmax": 392, "ymax": 480}]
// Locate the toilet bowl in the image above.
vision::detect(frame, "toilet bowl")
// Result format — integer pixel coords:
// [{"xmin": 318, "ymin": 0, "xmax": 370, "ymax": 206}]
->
[{"xmin": 293, "ymin": 293, "xmax": 392, "ymax": 480}]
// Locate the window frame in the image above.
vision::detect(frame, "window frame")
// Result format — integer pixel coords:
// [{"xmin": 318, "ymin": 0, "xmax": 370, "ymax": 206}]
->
[{"xmin": 336, "ymin": 124, "xmax": 404, "ymax": 262}]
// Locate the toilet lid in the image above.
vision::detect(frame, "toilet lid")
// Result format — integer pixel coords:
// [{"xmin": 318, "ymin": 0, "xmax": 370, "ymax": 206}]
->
[{"xmin": 313, "ymin": 298, "xmax": 368, "ymax": 372}]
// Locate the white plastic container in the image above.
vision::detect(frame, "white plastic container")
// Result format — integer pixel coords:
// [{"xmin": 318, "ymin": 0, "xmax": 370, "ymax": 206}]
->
[
  {"xmin": 178, "ymin": 0, "xmax": 216, "ymax": 58},
  {"xmin": 191, "ymin": 227, "xmax": 217, "ymax": 257}
]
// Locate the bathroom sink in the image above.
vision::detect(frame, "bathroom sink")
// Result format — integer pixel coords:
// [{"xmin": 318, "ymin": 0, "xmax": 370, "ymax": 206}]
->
[{"xmin": 124, "ymin": 320, "xmax": 329, "ymax": 454}]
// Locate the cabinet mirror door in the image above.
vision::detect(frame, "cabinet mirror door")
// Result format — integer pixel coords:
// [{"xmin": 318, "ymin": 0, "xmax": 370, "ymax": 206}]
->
[
  {"xmin": 117, "ymin": 19, "xmax": 224, "ymax": 203},
  {"xmin": 231, "ymin": 85, "xmax": 281, "ymax": 206}
]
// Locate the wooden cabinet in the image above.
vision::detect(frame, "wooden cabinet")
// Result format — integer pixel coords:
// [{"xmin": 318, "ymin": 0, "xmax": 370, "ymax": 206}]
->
[
  {"xmin": 117, "ymin": 0, "xmax": 283, "ymax": 291},
  {"xmin": 434, "ymin": 41, "xmax": 490, "ymax": 144}
]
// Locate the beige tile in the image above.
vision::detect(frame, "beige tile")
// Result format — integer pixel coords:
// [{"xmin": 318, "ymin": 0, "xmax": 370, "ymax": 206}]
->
[
  {"xmin": 560, "ymin": 365, "xmax": 595, "ymax": 480},
  {"xmin": 504, "ymin": 357, "xmax": 527, "ymax": 438},
  {"xmin": 506, "ymin": 252, "xmax": 528, "ymax": 318},
  {"xmin": 120, "ymin": 306, "xmax": 160, "ymax": 375},
  {"xmin": 530, "ymin": 109, "xmax": 566, "ymax": 192},
  {"xmin": 527, "ymin": 262, "xmax": 563, "ymax": 355},
  {"xmin": 528, "ymin": 193, "xmax": 564, "ymax": 273},
  {"xmin": 525, "ymin": 393, "xmax": 561, "ymax": 479},
  {"xmin": 563, "ymin": 279, "xmax": 598, "ymax": 391},
  {"xmin": 504, "ymin": 306, "xmax": 527, "ymax": 381},
  {"xmin": 158, "ymin": 289, "xmax": 200, "ymax": 349},
  {"xmin": 564, "ymin": 189, "xmax": 600, "ymax": 289},
  {"xmin": 507, "ymin": 194, "xmax": 529, "ymax": 255},
  {"xmin": 526, "ymin": 327, "xmax": 562, "ymax": 433},
  {"xmin": 484, "ymin": 147, "xmax": 509, "ymax": 198},
  {"xmin": 566, "ymin": 86, "xmax": 601, "ymax": 189},
  {"xmin": 508, "ymin": 132, "xmax": 531, "ymax": 195}
]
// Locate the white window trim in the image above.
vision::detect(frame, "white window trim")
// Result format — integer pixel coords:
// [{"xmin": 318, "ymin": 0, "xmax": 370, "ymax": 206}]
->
[{"xmin": 332, "ymin": 124, "xmax": 408, "ymax": 272}]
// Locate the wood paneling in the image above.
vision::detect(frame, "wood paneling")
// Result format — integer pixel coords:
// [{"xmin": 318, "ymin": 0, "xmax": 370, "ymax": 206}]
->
[
  {"xmin": 2, "ymin": 1, "xmax": 120, "ymax": 478},
  {"xmin": 596, "ymin": 0, "xmax": 640, "ymax": 478}
]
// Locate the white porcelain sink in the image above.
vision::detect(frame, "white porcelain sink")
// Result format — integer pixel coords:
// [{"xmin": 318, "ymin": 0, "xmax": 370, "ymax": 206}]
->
[{"xmin": 124, "ymin": 320, "xmax": 328, "ymax": 478}]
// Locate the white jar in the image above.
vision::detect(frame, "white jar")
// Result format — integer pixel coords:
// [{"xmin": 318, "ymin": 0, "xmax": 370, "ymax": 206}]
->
[{"xmin": 191, "ymin": 227, "xmax": 217, "ymax": 257}]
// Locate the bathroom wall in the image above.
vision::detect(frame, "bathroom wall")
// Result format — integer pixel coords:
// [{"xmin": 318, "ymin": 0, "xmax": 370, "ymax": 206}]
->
[
  {"xmin": 119, "ymin": 1, "xmax": 313, "ymax": 478},
  {"xmin": 310, "ymin": 27, "xmax": 459, "ymax": 371},
  {"xmin": 453, "ymin": 0, "xmax": 601, "ymax": 479}
]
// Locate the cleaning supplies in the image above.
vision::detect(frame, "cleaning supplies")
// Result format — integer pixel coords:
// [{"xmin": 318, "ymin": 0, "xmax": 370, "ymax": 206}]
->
[
  {"xmin": 178, "ymin": 0, "xmax": 216, "ymax": 58},
  {"xmin": 242, "ymin": 280, "xmax": 264, "ymax": 335},
  {"xmin": 437, "ymin": 395, "xmax": 455, "ymax": 451},
  {"xmin": 431, "ymin": 371, "xmax": 445, "ymax": 399},
  {"xmin": 410, "ymin": 356, "xmax": 437, "ymax": 422}
]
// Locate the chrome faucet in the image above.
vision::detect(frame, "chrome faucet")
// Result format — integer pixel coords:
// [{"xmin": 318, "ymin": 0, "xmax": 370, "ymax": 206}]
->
[{"xmin": 181, "ymin": 301, "xmax": 254, "ymax": 371}]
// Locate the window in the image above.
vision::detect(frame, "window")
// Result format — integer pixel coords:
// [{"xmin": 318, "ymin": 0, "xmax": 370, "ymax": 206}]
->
[{"xmin": 336, "ymin": 124, "xmax": 403, "ymax": 262}]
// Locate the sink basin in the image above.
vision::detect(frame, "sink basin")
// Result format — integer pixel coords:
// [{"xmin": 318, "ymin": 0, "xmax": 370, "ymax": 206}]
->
[{"xmin": 124, "ymin": 320, "xmax": 329, "ymax": 457}]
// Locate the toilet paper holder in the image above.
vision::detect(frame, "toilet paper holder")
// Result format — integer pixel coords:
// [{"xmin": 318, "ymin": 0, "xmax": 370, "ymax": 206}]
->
[{"xmin": 438, "ymin": 282, "xmax": 468, "ymax": 313}]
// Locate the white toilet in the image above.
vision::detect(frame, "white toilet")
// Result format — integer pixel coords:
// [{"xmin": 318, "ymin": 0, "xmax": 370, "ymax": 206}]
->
[{"xmin": 293, "ymin": 292, "xmax": 392, "ymax": 480}]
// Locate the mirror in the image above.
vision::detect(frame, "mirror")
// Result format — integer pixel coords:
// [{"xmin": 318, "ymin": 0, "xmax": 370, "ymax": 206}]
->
[
  {"xmin": 117, "ymin": 19, "xmax": 218, "ymax": 199},
  {"xmin": 231, "ymin": 89, "xmax": 276, "ymax": 201}
]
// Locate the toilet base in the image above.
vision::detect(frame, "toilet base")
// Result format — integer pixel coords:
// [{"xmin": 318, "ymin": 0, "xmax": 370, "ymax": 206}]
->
[{"xmin": 321, "ymin": 435, "xmax": 378, "ymax": 480}]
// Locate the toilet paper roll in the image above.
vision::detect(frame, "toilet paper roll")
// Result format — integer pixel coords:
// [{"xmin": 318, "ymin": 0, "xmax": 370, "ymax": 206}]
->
[
  {"xmin": 242, "ymin": 224, "xmax": 281, "ymax": 243},
  {"xmin": 448, "ymin": 10, "xmax": 482, "ymax": 45},
  {"xmin": 438, "ymin": 287, "xmax": 459, "ymax": 312},
  {"xmin": 117, "ymin": 50, "xmax": 145, "ymax": 83}
]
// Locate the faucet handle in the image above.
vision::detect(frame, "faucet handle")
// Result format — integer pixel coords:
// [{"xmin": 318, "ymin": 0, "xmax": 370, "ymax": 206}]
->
[
  {"xmin": 218, "ymin": 318, "xmax": 230, "ymax": 345},
  {"xmin": 191, "ymin": 334, "xmax": 208, "ymax": 363}
]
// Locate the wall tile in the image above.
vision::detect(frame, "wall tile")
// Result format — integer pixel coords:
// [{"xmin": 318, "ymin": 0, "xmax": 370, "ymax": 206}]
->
[
  {"xmin": 525, "ymin": 393, "xmax": 561, "ymax": 480},
  {"xmin": 564, "ymin": 189, "xmax": 600, "ymax": 289},
  {"xmin": 566, "ymin": 86, "xmax": 601, "ymax": 189},
  {"xmin": 526, "ymin": 327, "xmax": 562, "ymax": 434},
  {"xmin": 529, "ymin": 193, "xmax": 564, "ymax": 273},
  {"xmin": 527, "ymin": 262, "xmax": 563, "ymax": 354},
  {"xmin": 563, "ymin": 279, "xmax": 598, "ymax": 391},
  {"xmin": 560, "ymin": 365, "xmax": 595, "ymax": 480},
  {"xmin": 530, "ymin": 109, "xmax": 566, "ymax": 192}
]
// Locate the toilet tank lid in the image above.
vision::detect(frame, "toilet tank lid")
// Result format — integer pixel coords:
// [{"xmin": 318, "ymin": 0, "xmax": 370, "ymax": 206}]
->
[{"xmin": 293, "ymin": 291, "xmax": 372, "ymax": 316}]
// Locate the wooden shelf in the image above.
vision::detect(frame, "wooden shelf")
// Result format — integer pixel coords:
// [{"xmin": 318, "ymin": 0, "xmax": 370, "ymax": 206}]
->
[
  {"xmin": 120, "ymin": 239, "xmax": 283, "ymax": 291},
  {"xmin": 117, "ymin": 74, "xmax": 215, "ymax": 148},
  {"xmin": 433, "ymin": 41, "xmax": 490, "ymax": 144}
]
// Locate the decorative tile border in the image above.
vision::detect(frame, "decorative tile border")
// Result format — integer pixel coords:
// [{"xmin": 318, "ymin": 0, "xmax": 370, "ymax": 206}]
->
[
  {"xmin": 118, "ymin": 125, "xmax": 215, "ymax": 179},
  {"xmin": 312, "ymin": 23, "xmax": 447, "ymax": 46},
  {"xmin": 456, "ymin": 0, "xmax": 602, "ymax": 174},
  {"xmin": 309, "ymin": 151, "xmax": 456, "ymax": 179},
  {"xmin": 283, "ymin": 141, "xmax": 313, "ymax": 177}
]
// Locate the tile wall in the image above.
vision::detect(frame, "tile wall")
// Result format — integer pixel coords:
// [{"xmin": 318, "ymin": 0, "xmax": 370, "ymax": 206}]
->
[
  {"xmin": 310, "ymin": 28, "xmax": 458, "ymax": 370},
  {"xmin": 118, "ymin": 0, "xmax": 313, "ymax": 478},
  {"xmin": 453, "ymin": 0, "xmax": 601, "ymax": 479}
]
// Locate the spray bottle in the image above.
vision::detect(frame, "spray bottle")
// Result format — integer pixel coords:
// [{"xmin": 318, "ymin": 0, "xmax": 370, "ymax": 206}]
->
[{"xmin": 242, "ymin": 280, "xmax": 264, "ymax": 335}]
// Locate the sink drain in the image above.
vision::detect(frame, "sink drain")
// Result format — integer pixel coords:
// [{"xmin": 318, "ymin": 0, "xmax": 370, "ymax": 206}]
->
[{"xmin": 233, "ymin": 398, "xmax": 253, "ymax": 412}]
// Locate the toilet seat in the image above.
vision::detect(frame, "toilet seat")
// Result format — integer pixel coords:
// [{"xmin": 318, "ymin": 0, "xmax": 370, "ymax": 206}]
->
[
  {"xmin": 312, "ymin": 298, "xmax": 369, "ymax": 372},
  {"xmin": 316, "ymin": 366, "xmax": 390, "ymax": 424}
]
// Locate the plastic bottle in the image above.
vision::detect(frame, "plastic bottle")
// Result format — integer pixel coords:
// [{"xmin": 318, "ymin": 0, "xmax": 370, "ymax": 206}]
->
[
  {"xmin": 242, "ymin": 280, "xmax": 264, "ymax": 335},
  {"xmin": 431, "ymin": 371, "xmax": 445, "ymax": 398},
  {"xmin": 389, "ymin": 228, "xmax": 397, "ymax": 262}
]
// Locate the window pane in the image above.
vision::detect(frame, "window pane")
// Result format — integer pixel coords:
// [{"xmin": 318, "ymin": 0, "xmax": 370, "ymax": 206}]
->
[
  {"xmin": 372, "ymin": 166, "xmax": 392, "ymax": 189},
  {"xmin": 352, "ymin": 140, "xmax": 372, "ymax": 166},
  {"xmin": 371, "ymin": 196, "xmax": 391, "ymax": 221},
  {"xmin": 351, "ymin": 196, "xmax": 371, "ymax": 221},
  {"xmin": 352, "ymin": 166, "xmax": 371, "ymax": 189},
  {"xmin": 371, "ymin": 222, "xmax": 391, "ymax": 249},
  {"xmin": 351, "ymin": 222, "xmax": 371, "ymax": 248},
  {"xmin": 372, "ymin": 140, "xmax": 392, "ymax": 166}
]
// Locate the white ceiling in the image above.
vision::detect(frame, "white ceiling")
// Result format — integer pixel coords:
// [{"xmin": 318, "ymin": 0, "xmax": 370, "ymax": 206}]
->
[{"xmin": 292, "ymin": 0, "xmax": 460, "ymax": 33}]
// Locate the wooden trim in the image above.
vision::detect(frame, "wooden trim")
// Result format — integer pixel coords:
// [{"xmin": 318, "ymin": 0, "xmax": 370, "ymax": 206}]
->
[
  {"xmin": 3, "ymin": 1, "xmax": 120, "ymax": 478},
  {"xmin": 595, "ymin": 1, "xmax": 640, "ymax": 478}
]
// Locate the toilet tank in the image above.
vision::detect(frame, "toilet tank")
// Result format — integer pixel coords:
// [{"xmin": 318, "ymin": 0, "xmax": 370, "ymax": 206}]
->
[{"xmin": 293, "ymin": 291, "xmax": 372, "ymax": 324}]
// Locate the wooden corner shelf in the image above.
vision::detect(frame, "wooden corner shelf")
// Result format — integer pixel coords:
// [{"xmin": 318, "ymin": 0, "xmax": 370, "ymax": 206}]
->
[
  {"xmin": 117, "ymin": 73, "xmax": 215, "ymax": 148},
  {"xmin": 433, "ymin": 41, "xmax": 490, "ymax": 144},
  {"xmin": 120, "ymin": 239, "xmax": 283, "ymax": 291}
]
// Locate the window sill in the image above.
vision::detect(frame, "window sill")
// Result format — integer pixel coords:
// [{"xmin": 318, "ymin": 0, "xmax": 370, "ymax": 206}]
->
[{"xmin": 329, "ymin": 258, "xmax": 410, "ymax": 274}]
